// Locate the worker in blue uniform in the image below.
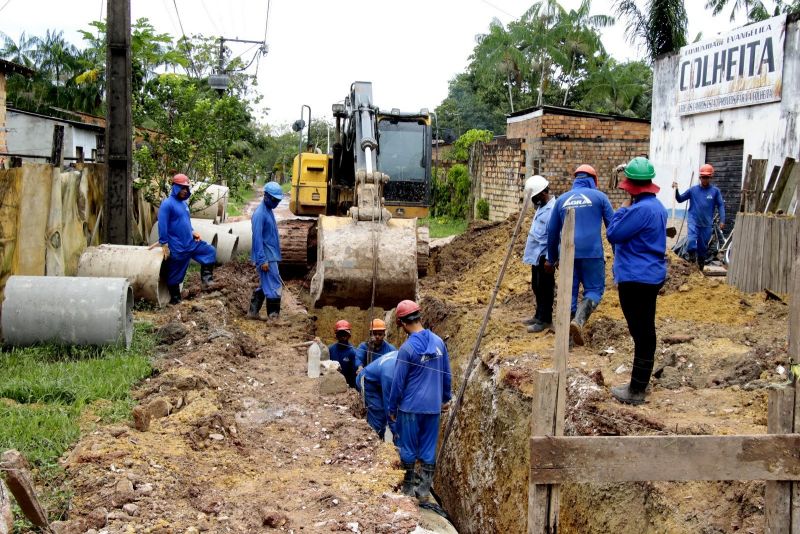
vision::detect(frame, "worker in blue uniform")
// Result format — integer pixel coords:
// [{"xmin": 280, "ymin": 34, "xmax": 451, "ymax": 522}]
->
[
  {"xmin": 249, "ymin": 181, "xmax": 283, "ymax": 319},
  {"xmin": 546, "ymin": 164, "xmax": 614, "ymax": 346},
  {"xmin": 355, "ymin": 350, "xmax": 398, "ymax": 442},
  {"xmin": 153, "ymin": 173, "xmax": 217, "ymax": 305},
  {"xmin": 328, "ymin": 319, "xmax": 358, "ymax": 388},
  {"xmin": 388, "ymin": 300, "xmax": 452, "ymax": 500},
  {"xmin": 607, "ymin": 157, "xmax": 668, "ymax": 405},
  {"xmin": 673, "ymin": 163, "xmax": 726, "ymax": 269},
  {"xmin": 355, "ymin": 319, "xmax": 397, "ymax": 370}
]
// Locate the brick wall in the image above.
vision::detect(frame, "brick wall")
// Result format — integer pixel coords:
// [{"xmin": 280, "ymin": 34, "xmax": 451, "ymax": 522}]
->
[
  {"xmin": 473, "ymin": 138, "xmax": 526, "ymax": 222},
  {"xmin": 506, "ymin": 108, "xmax": 651, "ymax": 206}
]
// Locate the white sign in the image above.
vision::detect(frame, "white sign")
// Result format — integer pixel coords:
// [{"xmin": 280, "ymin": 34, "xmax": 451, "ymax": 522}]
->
[{"xmin": 676, "ymin": 14, "xmax": 786, "ymax": 116}]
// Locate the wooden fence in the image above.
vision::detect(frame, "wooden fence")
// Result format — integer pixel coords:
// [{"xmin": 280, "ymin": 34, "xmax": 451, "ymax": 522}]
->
[{"xmin": 727, "ymin": 213, "xmax": 799, "ymax": 294}]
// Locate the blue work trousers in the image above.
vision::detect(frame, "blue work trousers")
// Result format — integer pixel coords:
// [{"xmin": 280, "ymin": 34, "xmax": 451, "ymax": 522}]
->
[
  {"xmin": 397, "ymin": 411, "xmax": 440, "ymax": 464},
  {"xmin": 257, "ymin": 261, "xmax": 282, "ymax": 299},
  {"xmin": 686, "ymin": 224, "xmax": 712, "ymax": 261},
  {"xmin": 571, "ymin": 258, "xmax": 606, "ymax": 313},
  {"xmin": 164, "ymin": 241, "xmax": 217, "ymax": 286}
]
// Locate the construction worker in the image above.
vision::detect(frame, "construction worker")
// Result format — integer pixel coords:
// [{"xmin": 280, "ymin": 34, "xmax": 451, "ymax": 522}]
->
[
  {"xmin": 607, "ymin": 157, "xmax": 667, "ymax": 405},
  {"xmin": 522, "ymin": 175, "xmax": 556, "ymax": 333},
  {"xmin": 355, "ymin": 350, "xmax": 398, "ymax": 442},
  {"xmin": 152, "ymin": 173, "xmax": 217, "ymax": 305},
  {"xmin": 388, "ymin": 300, "xmax": 452, "ymax": 500},
  {"xmin": 328, "ymin": 320, "xmax": 358, "ymax": 388},
  {"xmin": 249, "ymin": 181, "xmax": 284, "ymax": 319},
  {"xmin": 355, "ymin": 319, "xmax": 397, "ymax": 370},
  {"xmin": 546, "ymin": 164, "xmax": 614, "ymax": 345},
  {"xmin": 673, "ymin": 164, "xmax": 726, "ymax": 269}
]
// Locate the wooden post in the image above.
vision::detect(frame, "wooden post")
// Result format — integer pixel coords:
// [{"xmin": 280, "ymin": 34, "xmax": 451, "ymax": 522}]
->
[
  {"xmin": 528, "ymin": 370, "xmax": 559, "ymax": 534},
  {"xmin": 50, "ymin": 124, "xmax": 64, "ymax": 167},
  {"xmin": 553, "ymin": 208, "xmax": 575, "ymax": 428},
  {"xmin": 765, "ymin": 386, "xmax": 795, "ymax": 533},
  {"xmin": 0, "ymin": 450, "xmax": 49, "ymax": 529}
]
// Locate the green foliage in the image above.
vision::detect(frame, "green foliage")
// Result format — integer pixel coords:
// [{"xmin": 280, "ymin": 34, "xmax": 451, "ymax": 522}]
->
[
  {"xmin": 419, "ymin": 217, "xmax": 468, "ymax": 238},
  {"xmin": 705, "ymin": 0, "xmax": 800, "ymax": 22},
  {"xmin": 573, "ymin": 59, "xmax": 653, "ymax": 118},
  {"xmin": 477, "ymin": 198, "xmax": 490, "ymax": 220},
  {"xmin": 614, "ymin": 0, "xmax": 688, "ymax": 62},
  {"xmin": 453, "ymin": 129, "xmax": 493, "ymax": 162},
  {"xmin": 431, "ymin": 164, "xmax": 472, "ymax": 219}
]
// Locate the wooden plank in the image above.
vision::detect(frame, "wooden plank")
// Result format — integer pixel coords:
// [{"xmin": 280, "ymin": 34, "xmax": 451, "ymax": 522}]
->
[
  {"xmin": 777, "ymin": 166, "xmax": 800, "ymax": 214},
  {"xmin": 528, "ymin": 370, "xmax": 559, "ymax": 534},
  {"xmin": 529, "ymin": 434, "xmax": 800, "ymax": 483},
  {"xmin": 553, "ymin": 208, "xmax": 575, "ymax": 434},
  {"xmin": 768, "ymin": 158, "xmax": 797, "ymax": 213},
  {"xmin": 0, "ymin": 450, "xmax": 49, "ymax": 528},
  {"xmin": 750, "ymin": 159, "xmax": 769, "ymax": 212},
  {"xmin": 766, "ymin": 387, "xmax": 795, "ymax": 534},
  {"xmin": 760, "ymin": 166, "xmax": 782, "ymax": 212},
  {"xmin": 740, "ymin": 154, "xmax": 753, "ymax": 212}
]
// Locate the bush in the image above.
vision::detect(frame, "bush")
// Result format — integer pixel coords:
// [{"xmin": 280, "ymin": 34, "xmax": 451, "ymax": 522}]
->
[
  {"xmin": 452, "ymin": 129, "xmax": 493, "ymax": 162},
  {"xmin": 477, "ymin": 198, "xmax": 490, "ymax": 220}
]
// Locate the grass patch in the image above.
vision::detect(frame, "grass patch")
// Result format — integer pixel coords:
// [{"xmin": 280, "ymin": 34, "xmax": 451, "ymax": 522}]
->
[
  {"xmin": 419, "ymin": 217, "xmax": 468, "ymax": 238},
  {"xmin": 226, "ymin": 192, "xmax": 247, "ymax": 217}
]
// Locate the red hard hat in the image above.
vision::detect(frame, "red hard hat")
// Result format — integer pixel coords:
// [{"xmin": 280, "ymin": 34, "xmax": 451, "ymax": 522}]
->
[
  {"xmin": 396, "ymin": 300, "xmax": 421, "ymax": 319},
  {"xmin": 334, "ymin": 320, "xmax": 352, "ymax": 333},
  {"xmin": 699, "ymin": 164, "xmax": 714, "ymax": 177},
  {"xmin": 574, "ymin": 164, "xmax": 597, "ymax": 178},
  {"xmin": 172, "ymin": 173, "xmax": 191, "ymax": 186}
]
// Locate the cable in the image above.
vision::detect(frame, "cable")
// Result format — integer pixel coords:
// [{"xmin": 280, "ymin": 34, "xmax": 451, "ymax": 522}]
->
[
  {"xmin": 172, "ymin": 0, "xmax": 189, "ymax": 40},
  {"xmin": 0, "ymin": 0, "xmax": 12, "ymax": 14},
  {"xmin": 199, "ymin": 0, "xmax": 220, "ymax": 35},
  {"xmin": 255, "ymin": 0, "xmax": 271, "ymax": 78},
  {"xmin": 479, "ymin": 0, "xmax": 517, "ymax": 19}
]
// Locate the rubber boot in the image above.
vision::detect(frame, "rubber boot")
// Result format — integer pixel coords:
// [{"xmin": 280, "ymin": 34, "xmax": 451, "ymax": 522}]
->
[
  {"xmin": 200, "ymin": 263, "xmax": 214, "ymax": 290},
  {"xmin": 415, "ymin": 463, "xmax": 435, "ymax": 500},
  {"xmin": 610, "ymin": 384, "xmax": 646, "ymax": 405},
  {"xmin": 401, "ymin": 462, "xmax": 416, "ymax": 496},
  {"xmin": 569, "ymin": 299, "xmax": 596, "ymax": 346},
  {"xmin": 696, "ymin": 255, "xmax": 706, "ymax": 272},
  {"xmin": 521, "ymin": 316, "xmax": 539, "ymax": 326},
  {"xmin": 168, "ymin": 284, "xmax": 181, "ymax": 305},
  {"xmin": 527, "ymin": 321, "xmax": 551, "ymax": 334},
  {"xmin": 266, "ymin": 298, "xmax": 281, "ymax": 319},
  {"xmin": 247, "ymin": 289, "xmax": 265, "ymax": 319}
]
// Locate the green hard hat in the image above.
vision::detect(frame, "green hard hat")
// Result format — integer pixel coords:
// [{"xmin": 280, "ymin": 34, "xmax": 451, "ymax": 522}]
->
[{"xmin": 624, "ymin": 157, "xmax": 656, "ymax": 181}]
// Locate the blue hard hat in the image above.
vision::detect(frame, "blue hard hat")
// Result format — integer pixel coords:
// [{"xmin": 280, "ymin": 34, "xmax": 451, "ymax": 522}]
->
[{"xmin": 264, "ymin": 181, "xmax": 283, "ymax": 200}]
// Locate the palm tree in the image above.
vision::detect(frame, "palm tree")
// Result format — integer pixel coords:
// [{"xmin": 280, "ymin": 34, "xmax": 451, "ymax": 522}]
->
[
  {"xmin": 705, "ymin": 0, "xmax": 799, "ymax": 21},
  {"xmin": 1, "ymin": 31, "xmax": 39, "ymax": 68},
  {"xmin": 470, "ymin": 18, "xmax": 528, "ymax": 113},
  {"xmin": 614, "ymin": 0, "xmax": 688, "ymax": 62}
]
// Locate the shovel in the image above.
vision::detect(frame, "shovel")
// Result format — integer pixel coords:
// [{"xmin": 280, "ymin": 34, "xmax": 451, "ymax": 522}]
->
[{"xmin": 666, "ymin": 168, "xmax": 678, "ymax": 238}]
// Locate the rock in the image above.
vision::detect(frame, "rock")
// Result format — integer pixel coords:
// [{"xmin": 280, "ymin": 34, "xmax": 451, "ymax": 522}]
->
[
  {"xmin": 1, "ymin": 480, "xmax": 12, "ymax": 534},
  {"xmin": 108, "ymin": 426, "xmax": 128, "ymax": 438},
  {"xmin": 318, "ymin": 370, "xmax": 348, "ymax": 395},
  {"xmin": 111, "ymin": 479, "xmax": 135, "ymax": 508},
  {"xmin": 106, "ymin": 510, "xmax": 132, "ymax": 521},
  {"xmin": 320, "ymin": 360, "xmax": 341, "ymax": 376},
  {"xmin": 259, "ymin": 508, "xmax": 289, "ymax": 528},
  {"xmin": 656, "ymin": 366, "xmax": 684, "ymax": 390},
  {"xmin": 208, "ymin": 329, "xmax": 235, "ymax": 342},
  {"xmin": 145, "ymin": 398, "xmax": 172, "ymax": 419},
  {"xmin": 122, "ymin": 503, "xmax": 139, "ymax": 516},
  {"xmin": 85, "ymin": 507, "xmax": 108, "ymax": 529},
  {"xmin": 663, "ymin": 334, "xmax": 695, "ymax": 345},
  {"xmin": 157, "ymin": 321, "xmax": 188, "ymax": 344},
  {"xmin": 308, "ymin": 343, "xmax": 321, "ymax": 378},
  {"xmin": 132, "ymin": 405, "xmax": 151, "ymax": 432},
  {"xmin": 50, "ymin": 520, "xmax": 88, "ymax": 534},
  {"xmin": 614, "ymin": 364, "xmax": 627, "ymax": 375},
  {"xmin": 678, "ymin": 284, "xmax": 690, "ymax": 293},
  {"xmin": 135, "ymin": 482, "xmax": 154, "ymax": 496},
  {"xmin": 208, "ymin": 433, "xmax": 225, "ymax": 441},
  {"xmin": 589, "ymin": 369, "xmax": 605, "ymax": 387}
]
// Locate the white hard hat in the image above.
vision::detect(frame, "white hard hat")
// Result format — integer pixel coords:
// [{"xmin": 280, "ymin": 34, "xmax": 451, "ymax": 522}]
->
[{"xmin": 524, "ymin": 175, "xmax": 549, "ymax": 200}]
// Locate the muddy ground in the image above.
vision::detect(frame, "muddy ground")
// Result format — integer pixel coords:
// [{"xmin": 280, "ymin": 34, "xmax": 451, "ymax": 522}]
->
[
  {"xmin": 424, "ymin": 215, "xmax": 789, "ymax": 534},
  {"xmin": 45, "ymin": 212, "xmax": 792, "ymax": 534}
]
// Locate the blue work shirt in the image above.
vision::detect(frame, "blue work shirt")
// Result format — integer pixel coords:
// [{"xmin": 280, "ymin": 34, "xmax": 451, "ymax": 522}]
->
[
  {"xmin": 523, "ymin": 196, "xmax": 556, "ymax": 265},
  {"xmin": 388, "ymin": 330, "xmax": 452, "ymax": 416},
  {"xmin": 328, "ymin": 341, "xmax": 358, "ymax": 388},
  {"xmin": 158, "ymin": 184, "xmax": 196, "ymax": 259},
  {"xmin": 675, "ymin": 184, "xmax": 725, "ymax": 228},
  {"xmin": 606, "ymin": 194, "xmax": 668, "ymax": 285},
  {"xmin": 547, "ymin": 176, "xmax": 614, "ymax": 262},
  {"xmin": 355, "ymin": 340, "xmax": 397, "ymax": 369},
  {"xmin": 355, "ymin": 351, "xmax": 398, "ymax": 416},
  {"xmin": 251, "ymin": 198, "xmax": 281, "ymax": 267}
]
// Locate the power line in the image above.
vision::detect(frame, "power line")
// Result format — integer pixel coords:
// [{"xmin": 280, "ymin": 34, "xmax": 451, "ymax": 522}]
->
[
  {"xmin": 0, "ymin": 0, "xmax": 12, "ymax": 14},
  {"xmin": 255, "ymin": 0, "xmax": 271, "ymax": 77},
  {"xmin": 479, "ymin": 0, "xmax": 517, "ymax": 19},
  {"xmin": 172, "ymin": 0, "xmax": 189, "ymax": 40},
  {"xmin": 199, "ymin": 0, "xmax": 221, "ymax": 35}
]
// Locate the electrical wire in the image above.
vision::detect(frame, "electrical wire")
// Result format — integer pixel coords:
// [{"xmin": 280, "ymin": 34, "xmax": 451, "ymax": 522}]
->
[{"xmin": 0, "ymin": 0, "xmax": 12, "ymax": 14}]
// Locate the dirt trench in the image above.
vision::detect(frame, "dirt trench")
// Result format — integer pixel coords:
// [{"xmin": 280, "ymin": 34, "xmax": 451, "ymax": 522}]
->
[
  {"xmin": 55, "ymin": 260, "xmax": 424, "ymax": 533},
  {"xmin": 421, "ymin": 217, "xmax": 789, "ymax": 534}
]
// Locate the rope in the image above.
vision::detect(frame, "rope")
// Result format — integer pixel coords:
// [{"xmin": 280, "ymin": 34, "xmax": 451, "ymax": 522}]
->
[{"xmin": 436, "ymin": 194, "xmax": 532, "ymax": 465}]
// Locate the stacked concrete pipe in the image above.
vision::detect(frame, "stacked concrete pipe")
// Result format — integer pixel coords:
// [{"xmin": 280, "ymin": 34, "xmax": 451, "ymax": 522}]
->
[
  {"xmin": 216, "ymin": 220, "xmax": 252, "ymax": 256},
  {"xmin": 190, "ymin": 184, "xmax": 229, "ymax": 222},
  {"xmin": 77, "ymin": 245, "xmax": 169, "ymax": 307},
  {"xmin": 1, "ymin": 276, "xmax": 133, "ymax": 348},
  {"xmin": 149, "ymin": 220, "xmax": 238, "ymax": 265}
]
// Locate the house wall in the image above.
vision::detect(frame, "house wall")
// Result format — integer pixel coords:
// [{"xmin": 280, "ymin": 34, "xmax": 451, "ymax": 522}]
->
[
  {"xmin": 6, "ymin": 110, "xmax": 100, "ymax": 163},
  {"xmin": 473, "ymin": 138, "xmax": 526, "ymax": 222}
]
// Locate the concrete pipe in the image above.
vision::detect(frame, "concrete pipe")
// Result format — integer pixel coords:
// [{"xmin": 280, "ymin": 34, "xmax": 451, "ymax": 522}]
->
[
  {"xmin": 214, "ymin": 232, "xmax": 240, "ymax": 264},
  {"xmin": 310, "ymin": 215, "xmax": 418, "ymax": 309},
  {"xmin": 190, "ymin": 184, "xmax": 229, "ymax": 222},
  {"xmin": 77, "ymin": 245, "xmax": 169, "ymax": 307},
  {"xmin": 217, "ymin": 220, "xmax": 251, "ymax": 255},
  {"xmin": 2, "ymin": 276, "xmax": 133, "ymax": 348}
]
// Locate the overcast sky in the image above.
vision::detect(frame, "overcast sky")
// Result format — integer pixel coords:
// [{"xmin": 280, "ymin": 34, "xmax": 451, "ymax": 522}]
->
[{"xmin": 1, "ymin": 0, "xmax": 751, "ymax": 130}]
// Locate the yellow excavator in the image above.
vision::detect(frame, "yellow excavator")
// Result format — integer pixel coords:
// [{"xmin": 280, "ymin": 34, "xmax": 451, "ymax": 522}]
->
[{"xmin": 285, "ymin": 81, "xmax": 431, "ymax": 309}]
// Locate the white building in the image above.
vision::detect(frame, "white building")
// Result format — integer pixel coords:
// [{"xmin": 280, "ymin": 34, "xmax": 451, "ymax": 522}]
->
[
  {"xmin": 650, "ymin": 13, "xmax": 799, "ymax": 226},
  {"xmin": 6, "ymin": 108, "xmax": 103, "ymax": 164}
]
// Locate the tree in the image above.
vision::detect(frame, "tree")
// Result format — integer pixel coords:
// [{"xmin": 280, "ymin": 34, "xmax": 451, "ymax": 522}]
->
[
  {"xmin": 705, "ymin": 0, "xmax": 800, "ymax": 21},
  {"xmin": 470, "ymin": 18, "xmax": 529, "ymax": 113},
  {"xmin": 614, "ymin": 0, "xmax": 688, "ymax": 62},
  {"xmin": 574, "ymin": 58, "xmax": 653, "ymax": 117}
]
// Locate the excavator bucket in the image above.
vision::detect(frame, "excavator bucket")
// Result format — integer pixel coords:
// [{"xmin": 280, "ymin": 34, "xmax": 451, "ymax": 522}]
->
[{"xmin": 311, "ymin": 215, "xmax": 418, "ymax": 309}]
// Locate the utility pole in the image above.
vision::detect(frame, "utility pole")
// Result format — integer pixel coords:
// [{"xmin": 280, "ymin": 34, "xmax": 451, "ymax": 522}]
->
[{"xmin": 104, "ymin": 0, "xmax": 132, "ymax": 244}]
